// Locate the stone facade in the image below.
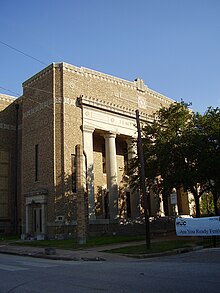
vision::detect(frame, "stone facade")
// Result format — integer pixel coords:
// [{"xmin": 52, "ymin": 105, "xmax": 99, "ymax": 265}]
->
[{"xmin": 0, "ymin": 63, "xmax": 190, "ymax": 238}]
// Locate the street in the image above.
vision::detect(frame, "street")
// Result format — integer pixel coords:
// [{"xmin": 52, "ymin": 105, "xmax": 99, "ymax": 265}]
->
[{"xmin": 0, "ymin": 248, "xmax": 220, "ymax": 293}]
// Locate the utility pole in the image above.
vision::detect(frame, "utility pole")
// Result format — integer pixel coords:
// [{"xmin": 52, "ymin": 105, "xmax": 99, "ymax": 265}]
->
[{"xmin": 136, "ymin": 110, "xmax": 150, "ymax": 249}]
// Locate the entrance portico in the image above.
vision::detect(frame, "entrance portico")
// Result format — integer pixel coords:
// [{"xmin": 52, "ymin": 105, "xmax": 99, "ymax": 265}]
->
[{"xmin": 81, "ymin": 98, "xmax": 138, "ymax": 220}]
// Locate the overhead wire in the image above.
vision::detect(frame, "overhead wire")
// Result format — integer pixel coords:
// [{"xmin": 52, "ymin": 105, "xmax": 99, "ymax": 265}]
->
[
  {"xmin": 0, "ymin": 85, "xmax": 53, "ymax": 110},
  {"xmin": 0, "ymin": 40, "xmax": 47, "ymax": 66},
  {"xmin": 0, "ymin": 40, "xmax": 49, "ymax": 99},
  {"xmin": 0, "ymin": 86, "xmax": 20, "ymax": 97}
]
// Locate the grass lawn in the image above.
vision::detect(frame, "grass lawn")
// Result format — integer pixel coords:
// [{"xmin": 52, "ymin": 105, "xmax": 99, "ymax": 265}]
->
[
  {"xmin": 1, "ymin": 235, "xmax": 201, "ymax": 255},
  {"xmin": 8, "ymin": 235, "xmax": 145, "ymax": 250},
  {"xmin": 104, "ymin": 239, "xmax": 198, "ymax": 255}
]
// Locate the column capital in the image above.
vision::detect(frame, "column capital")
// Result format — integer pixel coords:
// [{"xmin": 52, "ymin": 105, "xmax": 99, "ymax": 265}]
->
[
  {"xmin": 82, "ymin": 125, "xmax": 95, "ymax": 133},
  {"xmin": 104, "ymin": 132, "xmax": 117, "ymax": 139}
]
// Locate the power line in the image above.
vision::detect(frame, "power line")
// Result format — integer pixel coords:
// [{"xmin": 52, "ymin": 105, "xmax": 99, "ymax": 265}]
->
[
  {"xmin": 0, "ymin": 86, "xmax": 20, "ymax": 97},
  {"xmin": 0, "ymin": 84, "xmax": 53, "ymax": 110},
  {"xmin": 0, "ymin": 84, "xmax": 55, "ymax": 97},
  {"xmin": 0, "ymin": 40, "xmax": 47, "ymax": 66}
]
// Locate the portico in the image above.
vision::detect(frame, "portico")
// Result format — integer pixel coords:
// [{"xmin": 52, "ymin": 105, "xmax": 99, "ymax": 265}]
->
[{"xmin": 81, "ymin": 96, "xmax": 139, "ymax": 220}]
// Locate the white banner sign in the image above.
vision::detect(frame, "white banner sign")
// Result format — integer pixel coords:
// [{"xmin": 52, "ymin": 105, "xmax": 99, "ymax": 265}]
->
[{"xmin": 176, "ymin": 216, "xmax": 220, "ymax": 236}]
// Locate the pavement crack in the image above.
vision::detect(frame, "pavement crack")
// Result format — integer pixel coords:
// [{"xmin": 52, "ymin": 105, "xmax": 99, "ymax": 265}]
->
[{"xmin": 7, "ymin": 280, "xmax": 33, "ymax": 293}]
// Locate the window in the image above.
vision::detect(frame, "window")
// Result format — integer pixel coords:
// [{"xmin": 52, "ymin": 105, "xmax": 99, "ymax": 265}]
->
[{"xmin": 35, "ymin": 144, "xmax": 39, "ymax": 181}]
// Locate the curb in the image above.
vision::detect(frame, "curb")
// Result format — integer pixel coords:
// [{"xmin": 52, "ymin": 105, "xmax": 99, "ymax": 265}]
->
[
  {"xmin": 0, "ymin": 245, "xmax": 209, "ymax": 261},
  {"xmin": 0, "ymin": 248, "xmax": 106, "ymax": 262}
]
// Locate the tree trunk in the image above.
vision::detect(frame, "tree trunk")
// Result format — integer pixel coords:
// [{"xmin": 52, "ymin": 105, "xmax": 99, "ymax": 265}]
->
[
  {"xmin": 194, "ymin": 194, "xmax": 200, "ymax": 218},
  {"xmin": 162, "ymin": 191, "xmax": 169, "ymax": 216},
  {"xmin": 191, "ymin": 185, "xmax": 200, "ymax": 217}
]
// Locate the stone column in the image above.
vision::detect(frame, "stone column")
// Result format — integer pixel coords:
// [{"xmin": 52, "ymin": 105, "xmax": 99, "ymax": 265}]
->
[
  {"xmin": 83, "ymin": 126, "xmax": 96, "ymax": 219},
  {"xmin": 104, "ymin": 132, "xmax": 118, "ymax": 219},
  {"xmin": 127, "ymin": 138, "xmax": 140, "ymax": 218}
]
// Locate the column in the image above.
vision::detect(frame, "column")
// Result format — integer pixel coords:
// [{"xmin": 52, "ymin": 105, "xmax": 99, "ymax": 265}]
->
[
  {"xmin": 83, "ymin": 126, "xmax": 96, "ymax": 219},
  {"xmin": 127, "ymin": 138, "xmax": 140, "ymax": 218},
  {"xmin": 105, "ymin": 132, "xmax": 118, "ymax": 219}
]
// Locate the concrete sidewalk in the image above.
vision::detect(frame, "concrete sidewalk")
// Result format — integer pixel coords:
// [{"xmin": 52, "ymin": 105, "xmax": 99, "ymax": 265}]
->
[
  {"xmin": 0, "ymin": 241, "xmax": 132, "ymax": 262},
  {"xmin": 0, "ymin": 234, "xmax": 198, "ymax": 262}
]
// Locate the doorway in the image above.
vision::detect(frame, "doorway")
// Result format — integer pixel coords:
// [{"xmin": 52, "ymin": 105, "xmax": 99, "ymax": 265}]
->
[{"xmin": 32, "ymin": 206, "xmax": 42, "ymax": 235}]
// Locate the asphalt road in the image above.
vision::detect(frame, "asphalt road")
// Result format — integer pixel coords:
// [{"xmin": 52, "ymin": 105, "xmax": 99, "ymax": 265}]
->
[{"xmin": 0, "ymin": 248, "xmax": 219, "ymax": 293}]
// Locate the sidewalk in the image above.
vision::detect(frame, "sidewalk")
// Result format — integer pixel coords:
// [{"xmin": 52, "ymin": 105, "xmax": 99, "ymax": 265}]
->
[
  {"xmin": 0, "ymin": 241, "xmax": 132, "ymax": 262},
  {"xmin": 0, "ymin": 234, "xmax": 199, "ymax": 262}
]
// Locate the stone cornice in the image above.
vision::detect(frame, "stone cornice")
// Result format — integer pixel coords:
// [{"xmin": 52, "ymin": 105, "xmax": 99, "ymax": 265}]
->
[
  {"xmin": 21, "ymin": 62, "xmax": 174, "ymax": 108},
  {"xmin": 0, "ymin": 94, "xmax": 17, "ymax": 103},
  {"xmin": 146, "ymin": 88, "xmax": 174, "ymax": 105},
  {"xmin": 22, "ymin": 64, "xmax": 54, "ymax": 87},
  {"xmin": 63, "ymin": 62, "xmax": 137, "ymax": 90},
  {"xmin": 62, "ymin": 62, "xmax": 174, "ymax": 105},
  {"xmin": 79, "ymin": 95, "xmax": 154, "ymax": 122}
]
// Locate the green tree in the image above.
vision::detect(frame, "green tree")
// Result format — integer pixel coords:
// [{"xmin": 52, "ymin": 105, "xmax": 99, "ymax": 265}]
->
[
  {"xmin": 129, "ymin": 102, "xmax": 212, "ymax": 218},
  {"xmin": 195, "ymin": 107, "xmax": 220, "ymax": 215}
]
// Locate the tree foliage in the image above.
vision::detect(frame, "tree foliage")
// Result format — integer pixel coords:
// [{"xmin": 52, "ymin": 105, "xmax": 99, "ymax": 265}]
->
[{"xmin": 129, "ymin": 102, "xmax": 220, "ymax": 217}]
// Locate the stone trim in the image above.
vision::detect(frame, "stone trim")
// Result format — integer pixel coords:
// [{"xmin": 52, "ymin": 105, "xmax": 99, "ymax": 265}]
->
[
  {"xmin": 21, "ymin": 62, "xmax": 174, "ymax": 108},
  {"xmin": 24, "ymin": 189, "xmax": 48, "ymax": 197},
  {"xmin": 63, "ymin": 62, "xmax": 137, "ymax": 90},
  {"xmin": 0, "ymin": 123, "xmax": 16, "ymax": 131},
  {"xmin": 0, "ymin": 94, "xmax": 16, "ymax": 103},
  {"xmin": 79, "ymin": 95, "xmax": 154, "ymax": 121},
  {"xmin": 62, "ymin": 62, "xmax": 173, "ymax": 105},
  {"xmin": 22, "ymin": 64, "xmax": 54, "ymax": 87},
  {"xmin": 23, "ymin": 99, "xmax": 53, "ymax": 118}
]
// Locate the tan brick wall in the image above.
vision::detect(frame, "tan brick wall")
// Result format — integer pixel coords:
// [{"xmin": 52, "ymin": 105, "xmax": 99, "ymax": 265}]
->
[
  {"xmin": 0, "ymin": 95, "xmax": 21, "ymax": 234},
  {"xmin": 0, "ymin": 62, "xmax": 178, "ymax": 237},
  {"xmin": 22, "ymin": 66, "xmax": 55, "ymax": 229}
]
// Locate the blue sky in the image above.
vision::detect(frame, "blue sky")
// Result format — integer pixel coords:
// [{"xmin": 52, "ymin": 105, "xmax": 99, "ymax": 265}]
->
[{"xmin": 0, "ymin": 0, "xmax": 219, "ymax": 114}]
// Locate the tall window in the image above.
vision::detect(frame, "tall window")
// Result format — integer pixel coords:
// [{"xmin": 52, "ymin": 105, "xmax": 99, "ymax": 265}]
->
[{"xmin": 35, "ymin": 144, "xmax": 39, "ymax": 181}]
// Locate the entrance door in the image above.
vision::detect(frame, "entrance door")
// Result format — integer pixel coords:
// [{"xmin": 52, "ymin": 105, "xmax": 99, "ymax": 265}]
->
[{"xmin": 33, "ymin": 207, "xmax": 42, "ymax": 235}]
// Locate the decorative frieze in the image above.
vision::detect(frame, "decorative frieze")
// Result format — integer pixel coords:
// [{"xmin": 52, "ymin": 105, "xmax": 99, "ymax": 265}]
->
[{"xmin": 138, "ymin": 96, "xmax": 159, "ymax": 111}]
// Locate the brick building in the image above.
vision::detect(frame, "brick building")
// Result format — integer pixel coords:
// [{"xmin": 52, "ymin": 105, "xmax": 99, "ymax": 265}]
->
[{"xmin": 0, "ymin": 63, "xmax": 191, "ymax": 239}]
